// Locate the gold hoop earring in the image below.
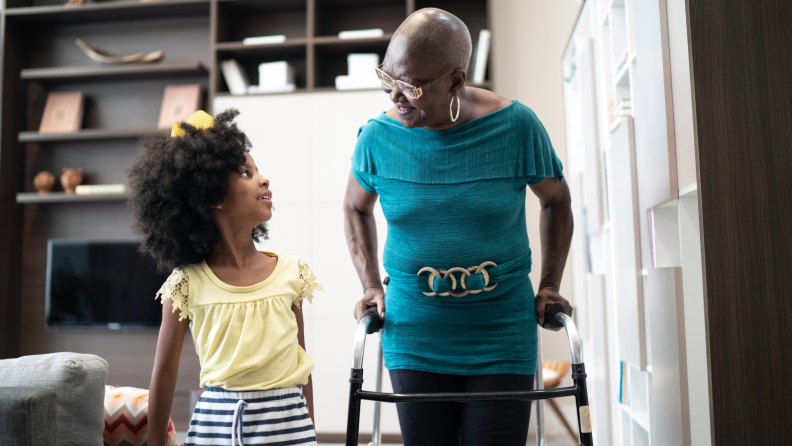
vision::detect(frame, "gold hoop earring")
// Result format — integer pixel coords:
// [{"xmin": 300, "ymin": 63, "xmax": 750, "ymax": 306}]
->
[{"xmin": 450, "ymin": 95, "xmax": 460, "ymax": 123}]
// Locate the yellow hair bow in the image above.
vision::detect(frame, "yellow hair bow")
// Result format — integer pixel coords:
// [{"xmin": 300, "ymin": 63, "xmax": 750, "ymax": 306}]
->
[{"xmin": 171, "ymin": 110, "xmax": 214, "ymax": 138}]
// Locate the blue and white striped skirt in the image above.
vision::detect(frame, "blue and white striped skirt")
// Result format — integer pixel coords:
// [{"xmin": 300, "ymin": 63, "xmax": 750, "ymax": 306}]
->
[{"xmin": 185, "ymin": 386, "xmax": 317, "ymax": 446}]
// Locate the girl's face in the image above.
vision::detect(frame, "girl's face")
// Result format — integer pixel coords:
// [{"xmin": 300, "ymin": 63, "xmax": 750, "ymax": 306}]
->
[{"xmin": 216, "ymin": 152, "xmax": 272, "ymax": 229}]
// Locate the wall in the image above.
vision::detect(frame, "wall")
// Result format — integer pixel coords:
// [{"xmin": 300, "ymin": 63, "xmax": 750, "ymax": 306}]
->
[{"xmin": 491, "ymin": 0, "xmax": 582, "ymax": 362}]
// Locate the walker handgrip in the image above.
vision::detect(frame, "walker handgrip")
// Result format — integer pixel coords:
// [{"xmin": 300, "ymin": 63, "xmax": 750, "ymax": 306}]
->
[
  {"xmin": 362, "ymin": 307, "xmax": 384, "ymax": 334},
  {"xmin": 543, "ymin": 303, "xmax": 566, "ymax": 328}
]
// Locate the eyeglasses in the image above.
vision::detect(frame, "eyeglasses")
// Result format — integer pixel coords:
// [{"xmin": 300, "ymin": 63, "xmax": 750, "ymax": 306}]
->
[{"xmin": 375, "ymin": 64, "xmax": 458, "ymax": 100}]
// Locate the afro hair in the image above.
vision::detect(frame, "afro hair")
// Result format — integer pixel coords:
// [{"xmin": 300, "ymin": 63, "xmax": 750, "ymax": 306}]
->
[{"xmin": 127, "ymin": 108, "xmax": 267, "ymax": 272}]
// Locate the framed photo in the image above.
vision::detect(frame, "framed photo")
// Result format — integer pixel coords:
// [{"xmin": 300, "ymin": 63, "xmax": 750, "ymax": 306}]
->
[
  {"xmin": 39, "ymin": 91, "xmax": 84, "ymax": 134},
  {"xmin": 158, "ymin": 85, "xmax": 201, "ymax": 129}
]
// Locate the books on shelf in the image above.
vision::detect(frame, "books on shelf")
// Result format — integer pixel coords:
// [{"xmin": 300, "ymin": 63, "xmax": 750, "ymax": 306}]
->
[
  {"xmin": 614, "ymin": 98, "xmax": 632, "ymax": 119},
  {"xmin": 39, "ymin": 92, "xmax": 84, "ymax": 134},
  {"xmin": 158, "ymin": 84, "xmax": 201, "ymax": 129},
  {"xmin": 258, "ymin": 61, "xmax": 295, "ymax": 89},
  {"xmin": 242, "ymin": 35, "xmax": 287, "ymax": 45},
  {"xmin": 75, "ymin": 184, "xmax": 126, "ymax": 195},
  {"xmin": 471, "ymin": 29, "xmax": 491, "ymax": 85},
  {"xmin": 338, "ymin": 29, "xmax": 384, "ymax": 40},
  {"xmin": 220, "ymin": 59, "xmax": 250, "ymax": 95},
  {"xmin": 335, "ymin": 53, "xmax": 381, "ymax": 90}
]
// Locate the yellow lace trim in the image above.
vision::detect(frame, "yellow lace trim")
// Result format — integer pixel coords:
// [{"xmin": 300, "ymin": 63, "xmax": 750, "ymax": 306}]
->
[
  {"xmin": 156, "ymin": 267, "xmax": 190, "ymax": 321},
  {"xmin": 296, "ymin": 259, "xmax": 324, "ymax": 308}
]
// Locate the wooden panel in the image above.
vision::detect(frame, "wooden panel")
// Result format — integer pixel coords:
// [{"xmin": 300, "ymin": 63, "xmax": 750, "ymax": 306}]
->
[
  {"xmin": 21, "ymin": 61, "xmax": 207, "ymax": 83},
  {"xmin": 687, "ymin": 0, "xmax": 792, "ymax": 444},
  {"xmin": 0, "ymin": 17, "xmax": 28, "ymax": 359}
]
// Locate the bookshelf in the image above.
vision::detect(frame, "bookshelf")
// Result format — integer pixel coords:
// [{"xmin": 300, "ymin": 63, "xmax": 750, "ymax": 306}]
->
[
  {"xmin": 0, "ymin": 0, "xmax": 493, "ymax": 430},
  {"xmin": 563, "ymin": 0, "xmax": 702, "ymax": 445}
]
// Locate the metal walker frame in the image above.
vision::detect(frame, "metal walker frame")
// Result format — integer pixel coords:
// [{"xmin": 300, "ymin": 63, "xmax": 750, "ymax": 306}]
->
[{"xmin": 344, "ymin": 303, "xmax": 593, "ymax": 446}]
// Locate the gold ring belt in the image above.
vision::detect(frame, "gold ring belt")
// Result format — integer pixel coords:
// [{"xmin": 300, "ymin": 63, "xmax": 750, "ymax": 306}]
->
[{"xmin": 417, "ymin": 261, "xmax": 498, "ymax": 297}]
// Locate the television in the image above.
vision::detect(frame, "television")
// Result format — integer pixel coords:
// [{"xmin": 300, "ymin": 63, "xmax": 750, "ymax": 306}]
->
[{"xmin": 46, "ymin": 239, "xmax": 169, "ymax": 329}]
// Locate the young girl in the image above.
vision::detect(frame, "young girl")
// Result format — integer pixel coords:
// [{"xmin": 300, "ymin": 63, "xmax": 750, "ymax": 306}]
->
[{"xmin": 128, "ymin": 109, "xmax": 323, "ymax": 446}]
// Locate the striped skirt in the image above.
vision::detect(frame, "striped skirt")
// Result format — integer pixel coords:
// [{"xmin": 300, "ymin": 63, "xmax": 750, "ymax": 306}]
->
[{"xmin": 185, "ymin": 386, "xmax": 317, "ymax": 446}]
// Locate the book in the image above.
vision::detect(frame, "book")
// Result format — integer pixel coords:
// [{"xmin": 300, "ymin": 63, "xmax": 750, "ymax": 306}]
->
[
  {"xmin": 335, "ymin": 75, "xmax": 381, "ymax": 90},
  {"xmin": 158, "ymin": 84, "xmax": 201, "ymax": 129},
  {"xmin": 242, "ymin": 35, "xmax": 286, "ymax": 45},
  {"xmin": 220, "ymin": 60, "xmax": 250, "ymax": 95},
  {"xmin": 347, "ymin": 53, "xmax": 379, "ymax": 78},
  {"xmin": 472, "ymin": 29, "xmax": 491, "ymax": 84},
  {"xmin": 258, "ymin": 61, "xmax": 295, "ymax": 89},
  {"xmin": 75, "ymin": 184, "xmax": 126, "ymax": 195},
  {"xmin": 339, "ymin": 29, "xmax": 384, "ymax": 40},
  {"xmin": 39, "ymin": 91, "xmax": 84, "ymax": 134},
  {"xmin": 247, "ymin": 84, "xmax": 296, "ymax": 94}
]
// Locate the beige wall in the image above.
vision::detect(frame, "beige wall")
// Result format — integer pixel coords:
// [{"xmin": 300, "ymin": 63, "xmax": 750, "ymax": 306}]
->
[{"xmin": 491, "ymin": 0, "xmax": 583, "ymax": 361}]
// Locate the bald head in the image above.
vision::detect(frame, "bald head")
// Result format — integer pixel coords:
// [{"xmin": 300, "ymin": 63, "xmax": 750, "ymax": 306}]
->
[{"xmin": 388, "ymin": 8, "xmax": 473, "ymax": 74}]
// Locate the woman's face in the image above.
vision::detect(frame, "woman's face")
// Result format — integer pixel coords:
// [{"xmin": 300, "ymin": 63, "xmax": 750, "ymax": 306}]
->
[
  {"xmin": 381, "ymin": 56, "xmax": 462, "ymax": 129},
  {"xmin": 216, "ymin": 152, "xmax": 272, "ymax": 229}
]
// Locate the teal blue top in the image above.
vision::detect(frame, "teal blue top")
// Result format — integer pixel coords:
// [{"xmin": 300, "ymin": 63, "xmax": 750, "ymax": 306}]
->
[{"xmin": 351, "ymin": 101, "xmax": 563, "ymax": 375}]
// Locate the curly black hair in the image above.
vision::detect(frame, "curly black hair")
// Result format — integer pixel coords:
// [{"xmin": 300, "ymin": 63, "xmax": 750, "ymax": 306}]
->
[{"xmin": 127, "ymin": 108, "xmax": 268, "ymax": 272}]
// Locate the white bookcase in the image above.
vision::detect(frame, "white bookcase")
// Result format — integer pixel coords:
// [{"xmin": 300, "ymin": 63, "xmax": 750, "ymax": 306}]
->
[{"xmin": 562, "ymin": 0, "xmax": 709, "ymax": 445}]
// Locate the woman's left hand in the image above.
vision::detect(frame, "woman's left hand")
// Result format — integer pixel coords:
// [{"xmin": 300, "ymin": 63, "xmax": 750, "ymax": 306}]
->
[{"xmin": 535, "ymin": 286, "xmax": 573, "ymax": 331}]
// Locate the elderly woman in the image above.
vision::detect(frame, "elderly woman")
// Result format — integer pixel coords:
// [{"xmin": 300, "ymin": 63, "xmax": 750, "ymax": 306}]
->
[{"xmin": 343, "ymin": 8, "xmax": 574, "ymax": 446}]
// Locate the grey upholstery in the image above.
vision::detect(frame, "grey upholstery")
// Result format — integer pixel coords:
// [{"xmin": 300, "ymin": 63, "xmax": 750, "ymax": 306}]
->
[
  {"xmin": 0, "ymin": 388, "xmax": 58, "ymax": 446},
  {"xmin": 0, "ymin": 353, "xmax": 109, "ymax": 446}
]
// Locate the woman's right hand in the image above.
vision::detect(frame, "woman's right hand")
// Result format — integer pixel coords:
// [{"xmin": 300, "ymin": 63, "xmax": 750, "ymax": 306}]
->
[{"xmin": 353, "ymin": 286, "xmax": 385, "ymax": 322}]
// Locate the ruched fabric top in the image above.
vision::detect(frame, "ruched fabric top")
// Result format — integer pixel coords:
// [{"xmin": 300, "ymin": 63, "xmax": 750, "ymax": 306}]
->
[
  {"xmin": 351, "ymin": 101, "xmax": 563, "ymax": 375},
  {"xmin": 156, "ymin": 252, "xmax": 323, "ymax": 390}
]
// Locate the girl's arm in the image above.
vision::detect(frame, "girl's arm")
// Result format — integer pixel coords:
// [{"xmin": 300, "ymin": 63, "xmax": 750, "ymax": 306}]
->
[
  {"xmin": 292, "ymin": 303, "xmax": 315, "ymax": 424},
  {"xmin": 148, "ymin": 303, "xmax": 190, "ymax": 446}
]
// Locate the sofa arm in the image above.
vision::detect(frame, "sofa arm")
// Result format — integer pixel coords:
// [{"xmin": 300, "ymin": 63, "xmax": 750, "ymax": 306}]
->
[
  {"xmin": 0, "ymin": 353, "xmax": 109, "ymax": 446},
  {"xmin": 0, "ymin": 387, "xmax": 58, "ymax": 446}
]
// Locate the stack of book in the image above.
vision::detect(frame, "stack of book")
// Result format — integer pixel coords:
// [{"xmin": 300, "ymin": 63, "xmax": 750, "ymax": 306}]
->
[
  {"xmin": 335, "ymin": 53, "xmax": 381, "ymax": 90},
  {"xmin": 613, "ymin": 99, "xmax": 632, "ymax": 120},
  {"xmin": 221, "ymin": 60, "xmax": 296, "ymax": 95}
]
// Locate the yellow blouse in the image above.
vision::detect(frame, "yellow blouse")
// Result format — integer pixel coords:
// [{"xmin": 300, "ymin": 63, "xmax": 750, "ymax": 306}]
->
[{"xmin": 156, "ymin": 252, "xmax": 323, "ymax": 391}]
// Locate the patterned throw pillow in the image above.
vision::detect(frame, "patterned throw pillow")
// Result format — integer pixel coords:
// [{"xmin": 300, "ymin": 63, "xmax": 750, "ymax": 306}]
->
[{"xmin": 103, "ymin": 385, "xmax": 179, "ymax": 446}]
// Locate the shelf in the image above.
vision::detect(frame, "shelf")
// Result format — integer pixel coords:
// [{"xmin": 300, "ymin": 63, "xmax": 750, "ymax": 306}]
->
[
  {"xmin": 619, "ymin": 405, "xmax": 651, "ymax": 432},
  {"xmin": 16, "ymin": 192, "xmax": 128, "ymax": 204},
  {"xmin": 614, "ymin": 60, "xmax": 630, "ymax": 86},
  {"xmin": 19, "ymin": 128, "xmax": 167, "ymax": 143},
  {"xmin": 215, "ymin": 39, "xmax": 308, "ymax": 58},
  {"xmin": 313, "ymin": 34, "xmax": 394, "ymax": 46},
  {"xmin": 21, "ymin": 61, "xmax": 207, "ymax": 83},
  {"xmin": 214, "ymin": 81, "xmax": 492, "ymax": 97},
  {"xmin": 4, "ymin": 0, "xmax": 210, "ymax": 25}
]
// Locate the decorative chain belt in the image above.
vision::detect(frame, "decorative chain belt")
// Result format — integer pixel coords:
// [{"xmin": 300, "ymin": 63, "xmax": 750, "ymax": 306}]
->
[{"xmin": 417, "ymin": 261, "xmax": 498, "ymax": 297}]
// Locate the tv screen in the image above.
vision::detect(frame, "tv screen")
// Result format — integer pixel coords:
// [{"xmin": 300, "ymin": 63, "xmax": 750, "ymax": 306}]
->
[{"xmin": 46, "ymin": 240, "xmax": 169, "ymax": 328}]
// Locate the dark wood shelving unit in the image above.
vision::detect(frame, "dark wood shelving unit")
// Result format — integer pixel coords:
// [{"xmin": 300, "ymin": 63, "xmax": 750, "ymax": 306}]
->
[
  {"xmin": 18, "ymin": 128, "xmax": 166, "ymax": 143},
  {"xmin": 15, "ymin": 192, "xmax": 128, "ymax": 204},
  {"xmin": 21, "ymin": 61, "xmax": 207, "ymax": 83}
]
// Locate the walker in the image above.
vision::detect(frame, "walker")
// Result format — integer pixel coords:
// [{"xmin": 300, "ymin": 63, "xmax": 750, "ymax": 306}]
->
[{"xmin": 344, "ymin": 298, "xmax": 593, "ymax": 446}]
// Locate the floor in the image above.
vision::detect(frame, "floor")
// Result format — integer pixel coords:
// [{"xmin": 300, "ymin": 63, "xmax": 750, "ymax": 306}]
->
[{"xmin": 175, "ymin": 432, "xmax": 579, "ymax": 445}]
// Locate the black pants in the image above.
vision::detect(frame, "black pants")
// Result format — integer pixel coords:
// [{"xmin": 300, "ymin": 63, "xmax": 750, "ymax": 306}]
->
[{"xmin": 389, "ymin": 369, "xmax": 535, "ymax": 446}]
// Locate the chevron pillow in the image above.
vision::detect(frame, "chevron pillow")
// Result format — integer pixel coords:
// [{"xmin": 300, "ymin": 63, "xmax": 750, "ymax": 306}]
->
[{"xmin": 103, "ymin": 385, "xmax": 178, "ymax": 446}]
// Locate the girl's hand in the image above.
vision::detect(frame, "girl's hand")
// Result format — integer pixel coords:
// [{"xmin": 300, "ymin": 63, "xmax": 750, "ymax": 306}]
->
[
  {"xmin": 535, "ymin": 286, "xmax": 573, "ymax": 331},
  {"xmin": 353, "ymin": 286, "xmax": 385, "ymax": 323}
]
